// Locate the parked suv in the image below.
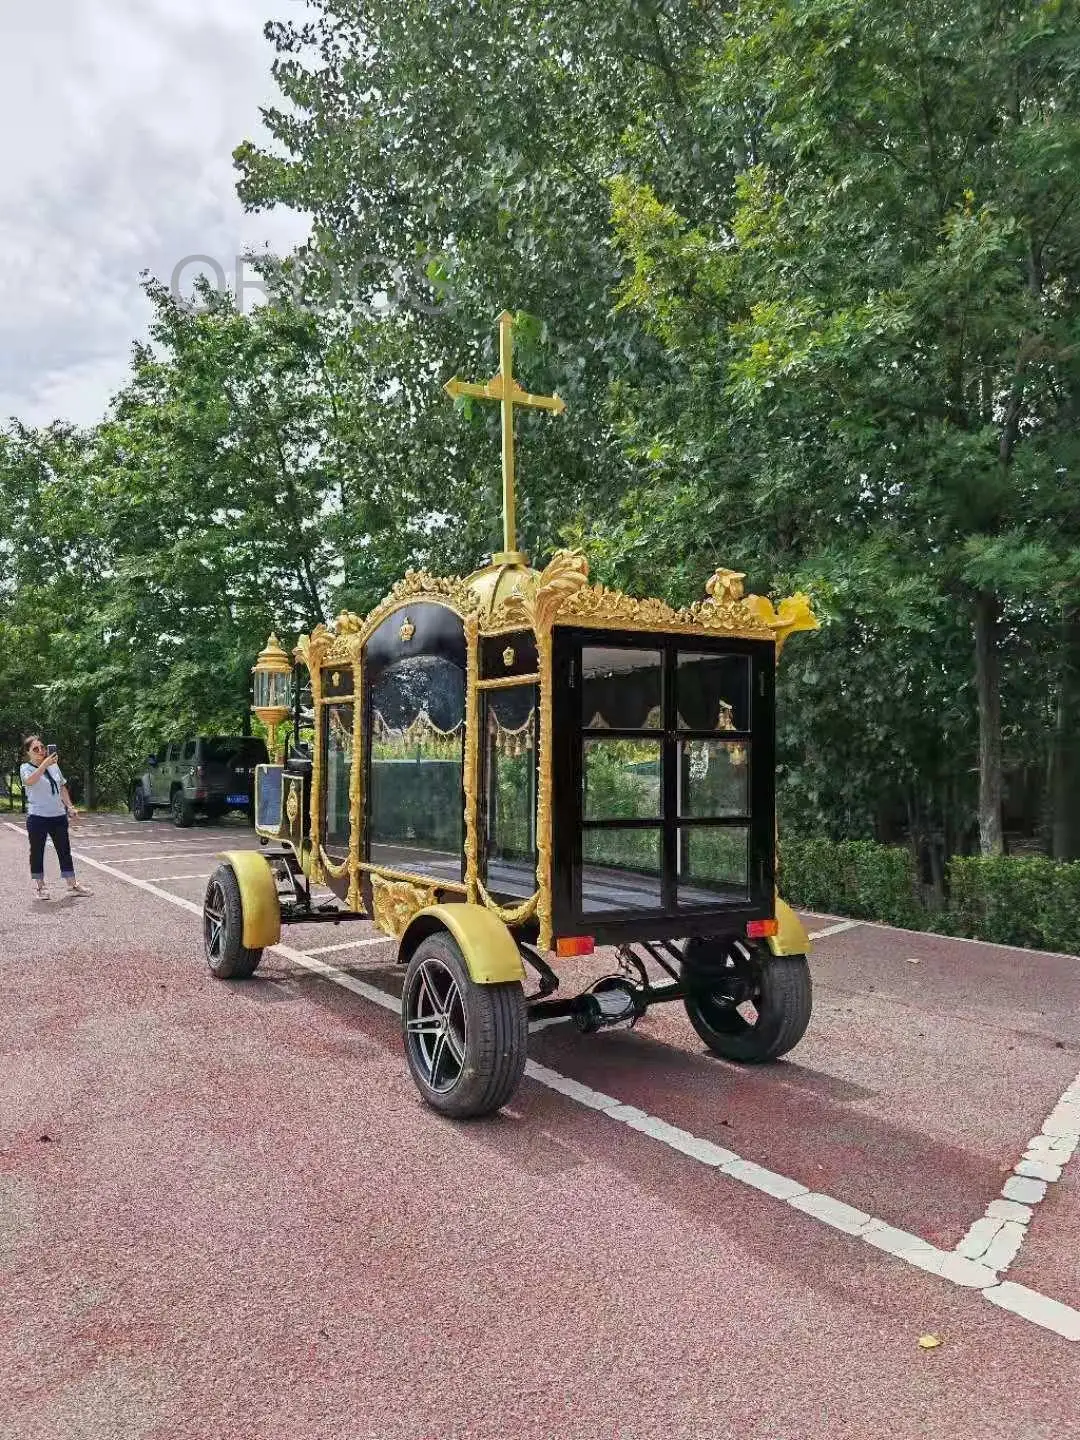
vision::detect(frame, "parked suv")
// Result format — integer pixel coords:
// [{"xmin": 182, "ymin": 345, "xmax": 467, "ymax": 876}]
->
[{"xmin": 132, "ymin": 736, "xmax": 269, "ymax": 826}]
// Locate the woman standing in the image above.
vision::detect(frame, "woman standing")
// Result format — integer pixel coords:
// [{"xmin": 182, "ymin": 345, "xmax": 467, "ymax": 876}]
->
[{"xmin": 20, "ymin": 736, "xmax": 92, "ymax": 900}]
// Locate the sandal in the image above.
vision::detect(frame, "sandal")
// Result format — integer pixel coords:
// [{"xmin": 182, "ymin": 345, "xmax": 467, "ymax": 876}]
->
[
  {"xmin": 68, "ymin": 882, "xmax": 93, "ymax": 896},
  {"xmin": 33, "ymin": 887, "xmax": 51, "ymax": 901}
]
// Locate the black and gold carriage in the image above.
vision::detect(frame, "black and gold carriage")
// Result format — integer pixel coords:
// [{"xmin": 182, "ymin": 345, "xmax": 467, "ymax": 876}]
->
[{"xmin": 203, "ymin": 313, "xmax": 818, "ymax": 1118}]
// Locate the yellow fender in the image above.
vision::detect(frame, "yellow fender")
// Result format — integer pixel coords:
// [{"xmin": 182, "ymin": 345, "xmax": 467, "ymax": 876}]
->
[
  {"xmin": 398, "ymin": 903, "xmax": 526, "ymax": 985},
  {"xmin": 768, "ymin": 896, "xmax": 810, "ymax": 957},
  {"xmin": 217, "ymin": 850, "xmax": 281, "ymax": 949}
]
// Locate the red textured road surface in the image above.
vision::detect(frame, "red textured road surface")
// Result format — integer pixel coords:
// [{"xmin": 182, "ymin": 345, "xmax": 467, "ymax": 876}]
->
[{"xmin": 2, "ymin": 814, "xmax": 1079, "ymax": 1440}]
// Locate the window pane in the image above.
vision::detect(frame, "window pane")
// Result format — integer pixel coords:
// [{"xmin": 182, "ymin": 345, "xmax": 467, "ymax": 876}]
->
[
  {"xmin": 677, "ymin": 652, "xmax": 750, "ymax": 732},
  {"xmin": 256, "ymin": 765, "xmax": 283, "ymax": 830},
  {"xmin": 324, "ymin": 703, "xmax": 354, "ymax": 855},
  {"xmin": 679, "ymin": 740, "xmax": 749, "ymax": 818},
  {"xmin": 582, "ymin": 647, "xmax": 662, "ymax": 730},
  {"xmin": 483, "ymin": 686, "xmax": 537, "ymax": 899},
  {"xmin": 369, "ymin": 656, "xmax": 464, "ymax": 880},
  {"xmin": 582, "ymin": 827, "xmax": 663, "ymax": 913},
  {"xmin": 678, "ymin": 826, "xmax": 750, "ymax": 905},
  {"xmin": 583, "ymin": 738, "xmax": 662, "ymax": 821}
]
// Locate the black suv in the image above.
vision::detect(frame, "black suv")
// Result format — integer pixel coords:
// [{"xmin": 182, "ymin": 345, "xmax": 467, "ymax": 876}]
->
[{"xmin": 132, "ymin": 736, "xmax": 269, "ymax": 826}]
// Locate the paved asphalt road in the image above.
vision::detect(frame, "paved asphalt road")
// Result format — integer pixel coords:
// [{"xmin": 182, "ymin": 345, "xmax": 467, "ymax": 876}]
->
[{"xmin": 2, "ymin": 813, "xmax": 1079, "ymax": 1440}]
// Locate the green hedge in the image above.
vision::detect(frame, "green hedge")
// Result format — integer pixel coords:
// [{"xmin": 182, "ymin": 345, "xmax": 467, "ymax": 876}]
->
[
  {"xmin": 779, "ymin": 836, "xmax": 1080, "ymax": 955},
  {"xmin": 945, "ymin": 856, "xmax": 1080, "ymax": 954},
  {"xmin": 779, "ymin": 837, "xmax": 924, "ymax": 930}
]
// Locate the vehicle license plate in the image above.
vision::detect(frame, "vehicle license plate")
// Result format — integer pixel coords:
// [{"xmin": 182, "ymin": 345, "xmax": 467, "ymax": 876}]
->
[{"xmin": 227, "ymin": 793, "xmax": 248, "ymax": 805}]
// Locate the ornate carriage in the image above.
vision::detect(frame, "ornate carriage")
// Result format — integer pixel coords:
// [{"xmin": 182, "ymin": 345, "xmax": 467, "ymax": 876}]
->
[{"xmin": 203, "ymin": 313, "xmax": 818, "ymax": 1118}]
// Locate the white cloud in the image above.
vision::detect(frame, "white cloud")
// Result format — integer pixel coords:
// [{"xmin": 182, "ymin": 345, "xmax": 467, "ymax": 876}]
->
[{"xmin": 0, "ymin": 0, "xmax": 311, "ymax": 429}]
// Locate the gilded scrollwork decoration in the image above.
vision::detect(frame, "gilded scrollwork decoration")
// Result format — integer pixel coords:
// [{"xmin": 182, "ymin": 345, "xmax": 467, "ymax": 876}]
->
[{"xmin": 370, "ymin": 874, "xmax": 438, "ymax": 939}]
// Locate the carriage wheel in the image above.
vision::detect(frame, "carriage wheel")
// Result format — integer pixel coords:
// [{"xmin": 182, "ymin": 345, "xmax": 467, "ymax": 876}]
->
[
  {"xmin": 401, "ymin": 931, "xmax": 527, "ymax": 1118},
  {"xmin": 203, "ymin": 864, "xmax": 263, "ymax": 979},
  {"xmin": 681, "ymin": 936, "xmax": 811, "ymax": 1063}
]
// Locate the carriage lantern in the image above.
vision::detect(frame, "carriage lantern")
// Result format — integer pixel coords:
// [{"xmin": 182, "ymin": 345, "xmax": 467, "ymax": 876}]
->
[{"xmin": 251, "ymin": 633, "xmax": 293, "ymax": 761}]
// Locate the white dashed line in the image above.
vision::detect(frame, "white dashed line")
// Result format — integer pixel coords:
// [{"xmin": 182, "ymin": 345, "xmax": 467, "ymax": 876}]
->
[
  {"xmin": 806, "ymin": 919, "xmax": 863, "ymax": 940},
  {"xmin": 304, "ymin": 937, "xmax": 394, "ymax": 956},
  {"xmin": 12, "ymin": 823, "xmax": 1078, "ymax": 1343}
]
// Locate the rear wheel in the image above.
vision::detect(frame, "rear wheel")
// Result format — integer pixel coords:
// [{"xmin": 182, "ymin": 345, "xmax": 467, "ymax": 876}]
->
[
  {"xmin": 171, "ymin": 789, "xmax": 195, "ymax": 827},
  {"xmin": 203, "ymin": 864, "xmax": 263, "ymax": 978},
  {"xmin": 131, "ymin": 784, "xmax": 152, "ymax": 821},
  {"xmin": 401, "ymin": 932, "xmax": 527, "ymax": 1118},
  {"xmin": 681, "ymin": 936, "xmax": 811, "ymax": 1063}
]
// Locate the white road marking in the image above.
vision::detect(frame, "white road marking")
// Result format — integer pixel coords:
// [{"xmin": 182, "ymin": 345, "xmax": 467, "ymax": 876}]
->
[
  {"xmin": 104, "ymin": 850, "xmax": 257, "ymax": 865},
  {"xmin": 303, "ymin": 937, "xmax": 391, "ymax": 955},
  {"xmin": 78, "ymin": 838, "xmax": 211, "ymax": 849},
  {"xmin": 954, "ymin": 1069, "xmax": 1080, "ymax": 1282},
  {"xmin": 13, "ymin": 821, "xmax": 1078, "ymax": 1343},
  {"xmin": 806, "ymin": 919, "xmax": 863, "ymax": 940},
  {"xmin": 145, "ymin": 874, "xmax": 217, "ymax": 883}
]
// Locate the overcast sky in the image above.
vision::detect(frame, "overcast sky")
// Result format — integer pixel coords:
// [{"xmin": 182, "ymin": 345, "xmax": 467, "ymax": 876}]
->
[{"xmin": 0, "ymin": 0, "xmax": 311, "ymax": 430}]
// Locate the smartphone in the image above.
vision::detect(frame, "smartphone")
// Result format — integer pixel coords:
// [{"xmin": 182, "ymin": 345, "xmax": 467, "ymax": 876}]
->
[{"xmin": 46, "ymin": 743, "xmax": 57, "ymax": 756}]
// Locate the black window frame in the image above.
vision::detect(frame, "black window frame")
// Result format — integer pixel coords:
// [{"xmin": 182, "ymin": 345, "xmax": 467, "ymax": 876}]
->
[
  {"xmin": 550, "ymin": 627, "xmax": 776, "ymax": 944},
  {"xmin": 321, "ymin": 682, "xmax": 355, "ymax": 863}
]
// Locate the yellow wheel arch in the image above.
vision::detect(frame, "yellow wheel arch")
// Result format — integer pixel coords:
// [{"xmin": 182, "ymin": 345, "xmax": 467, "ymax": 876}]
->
[
  {"xmin": 768, "ymin": 896, "xmax": 811, "ymax": 957},
  {"xmin": 398, "ymin": 904, "xmax": 526, "ymax": 985},
  {"xmin": 216, "ymin": 850, "xmax": 282, "ymax": 950}
]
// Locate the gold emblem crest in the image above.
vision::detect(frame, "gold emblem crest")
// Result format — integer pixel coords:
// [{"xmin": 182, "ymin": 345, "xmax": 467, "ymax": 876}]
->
[
  {"xmin": 502, "ymin": 646, "xmax": 515, "ymax": 668},
  {"xmin": 331, "ymin": 671, "xmax": 340, "ymax": 687},
  {"xmin": 399, "ymin": 617, "xmax": 415, "ymax": 643},
  {"xmin": 286, "ymin": 788, "xmax": 300, "ymax": 825}
]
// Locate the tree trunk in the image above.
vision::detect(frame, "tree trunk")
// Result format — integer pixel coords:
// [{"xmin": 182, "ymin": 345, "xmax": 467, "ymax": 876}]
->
[
  {"xmin": 974, "ymin": 588, "xmax": 1004, "ymax": 855},
  {"xmin": 1051, "ymin": 603, "xmax": 1080, "ymax": 860},
  {"xmin": 83, "ymin": 701, "xmax": 97, "ymax": 810}
]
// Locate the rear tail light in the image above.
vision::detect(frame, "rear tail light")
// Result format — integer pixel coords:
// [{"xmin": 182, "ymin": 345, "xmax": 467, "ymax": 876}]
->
[
  {"xmin": 747, "ymin": 918, "xmax": 779, "ymax": 938},
  {"xmin": 556, "ymin": 936, "xmax": 595, "ymax": 958},
  {"xmin": 196, "ymin": 765, "xmax": 205, "ymax": 780}
]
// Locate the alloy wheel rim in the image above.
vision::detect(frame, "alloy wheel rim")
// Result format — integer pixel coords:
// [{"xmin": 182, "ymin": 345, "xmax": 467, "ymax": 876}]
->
[
  {"xmin": 404, "ymin": 958, "xmax": 468, "ymax": 1094},
  {"xmin": 204, "ymin": 881, "xmax": 226, "ymax": 961}
]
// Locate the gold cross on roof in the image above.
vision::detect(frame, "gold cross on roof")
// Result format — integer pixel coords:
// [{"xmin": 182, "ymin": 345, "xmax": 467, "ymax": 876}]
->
[{"xmin": 444, "ymin": 310, "xmax": 566, "ymax": 563}]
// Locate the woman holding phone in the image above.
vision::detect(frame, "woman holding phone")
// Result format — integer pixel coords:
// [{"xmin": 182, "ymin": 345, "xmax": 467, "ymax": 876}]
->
[{"xmin": 20, "ymin": 736, "xmax": 92, "ymax": 900}]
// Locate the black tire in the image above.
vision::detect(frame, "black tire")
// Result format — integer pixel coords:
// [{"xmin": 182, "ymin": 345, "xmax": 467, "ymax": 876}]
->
[
  {"xmin": 682, "ymin": 937, "xmax": 811, "ymax": 1063},
  {"xmin": 171, "ymin": 788, "xmax": 195, "ymax": 827},
  {"xmin": 203, "ymin": 864, "xmax": 263, "ymax": 979},
  {"xmin": 401, "ymin": 932, "xmax": 527, "ymax": 1118},
  {"xmin": 131, "ymin": 784, "xmax": 152, "ymax": 821}
]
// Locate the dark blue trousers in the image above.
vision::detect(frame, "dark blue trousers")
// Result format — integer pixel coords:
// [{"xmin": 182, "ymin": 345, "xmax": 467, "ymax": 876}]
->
[{"xmin": 27, "ymin": 814, "xmax": 74, "ymax": 880}]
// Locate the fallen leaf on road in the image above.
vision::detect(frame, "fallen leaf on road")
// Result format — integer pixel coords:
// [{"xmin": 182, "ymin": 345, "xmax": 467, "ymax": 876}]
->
[{"xmin": 918, "ymin": 1334, "xmax": 942, "ymax": 1350}]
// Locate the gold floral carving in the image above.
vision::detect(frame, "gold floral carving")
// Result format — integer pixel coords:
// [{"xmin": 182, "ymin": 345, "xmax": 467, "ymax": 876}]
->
[
  {"xmin": 743, "ymin": 592, "xmax": 820, "ymax": 655},
  {"xmin": 706, "ymin": 569, "xmax": 746, "ymax": 603},
  {"xmin": 286, "ymin": 788, "xmax": 299, "ymax": 826},
  {"xmin": 371, "ymin": 874, "xmax": 438, "ymax": 940},
  {"xmin": 502, "ymin": 646, "xmax": 515, "ymax": 667},
  {"xmin": 463, "ymin": 613, "xmax": 480, "ymax": 904},
  {"xmin": 399, "ymin": 616, "xmax": 415, "ymax": 642}
]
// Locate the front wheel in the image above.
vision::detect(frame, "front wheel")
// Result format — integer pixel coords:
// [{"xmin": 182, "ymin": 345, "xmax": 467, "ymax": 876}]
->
[
  {"xmin": 131, "ymin": 784, "xmax": 152, "ymax": 821},
  {"xmin": 682, "ymin": 937, "xmax": 811, "ymax": 1063},
  {"xmin": 203, "ymin": 864, "xmax": 263, "ymax": 979},
  {"xmin": 401, "ymin": 932, "xmax": 527, "ymax": 1118}
]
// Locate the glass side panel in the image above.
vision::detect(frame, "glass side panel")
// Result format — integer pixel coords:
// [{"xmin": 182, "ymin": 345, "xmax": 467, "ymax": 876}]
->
[
  {"xmin": 369, "ymin": 655, "xmax": 464, "ymax": 881},
  {"xmin": 583, "ymin": 738, "xmax": 662, "ymax": 821},
  {"xmin": 582, "ymin": 646, "xmax": 662, "ymax": 730},
  {"xmin": 679, "ymin": 739, "xmax": 750, "ymax": 818},
  {"xmin": 324, "ymin": 703, "xmax": 353, "ymax": 856},
  {"xmin": 482, "ymin": 685, "xmax": 538, "ymax": 900},
  {"xmin": 256, "ymin": 766, "xmax": 283, "ymax": 831},
  {"xmin": 581, "ymin": 827, "xmax": 663, "ymax": 913},
  {"xmin": 677, "ymin": 652, "xmax": 750, "ymax": 732},
  {"xmin": 678, "ymin": 825, "xmax": 750, "ymax": 906}
]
